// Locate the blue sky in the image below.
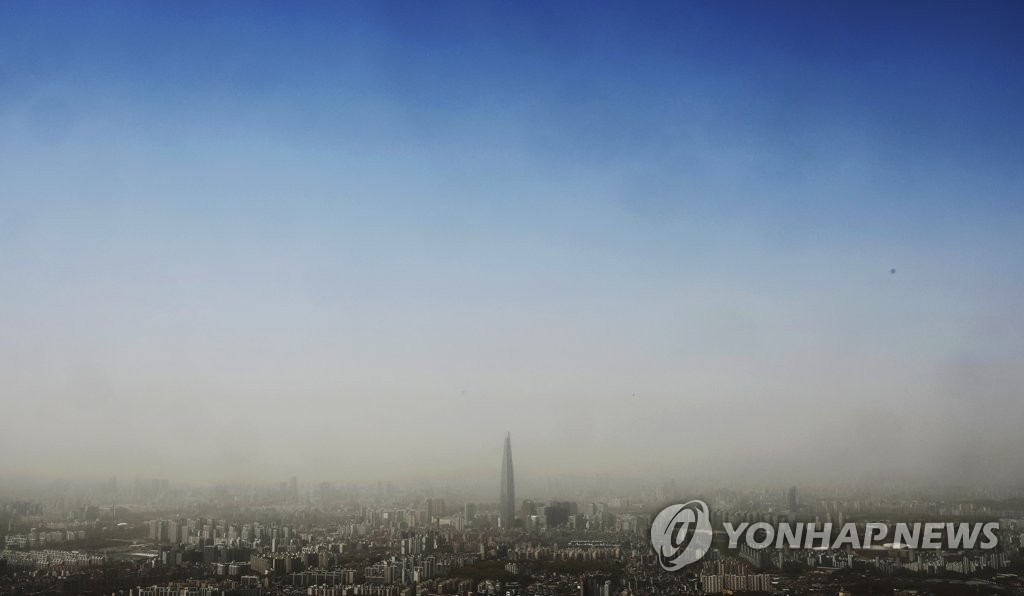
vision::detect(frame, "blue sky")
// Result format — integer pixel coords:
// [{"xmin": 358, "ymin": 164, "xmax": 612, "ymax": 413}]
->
[{"xmin": 1, "ymin": 2, "xmax": 1022, "ymax": 487}]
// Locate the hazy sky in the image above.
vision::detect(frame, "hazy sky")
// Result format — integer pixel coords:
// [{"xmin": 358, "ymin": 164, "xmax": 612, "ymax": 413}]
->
[{"xmin": 1, "ymin": 2, "xmax": 1022, "ymax": 490}]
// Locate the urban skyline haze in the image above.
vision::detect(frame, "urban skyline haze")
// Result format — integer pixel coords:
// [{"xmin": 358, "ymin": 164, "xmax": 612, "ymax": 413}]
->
[{"xmin": 0, "ymin": 1, "xmax": 1023, "ymax": 488}]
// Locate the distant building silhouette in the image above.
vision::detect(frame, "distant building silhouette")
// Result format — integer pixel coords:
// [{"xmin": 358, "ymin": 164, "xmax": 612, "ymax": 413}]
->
[
  {"xmin": 500, "ymin": 433, "xmax": 516, "ymax": 528},
  {"xmin": 521, "ymin": 499, "xmax": 536, "ymax": 520},
  {"xmin": 543, "ymin": 501, "xmax": 573, "ymax": 528}
]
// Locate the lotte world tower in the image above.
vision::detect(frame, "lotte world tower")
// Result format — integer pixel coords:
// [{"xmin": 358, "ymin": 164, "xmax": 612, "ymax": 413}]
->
[{"xmin": 500, "ymin": 433, "xmax": 515, "ymax": 528}]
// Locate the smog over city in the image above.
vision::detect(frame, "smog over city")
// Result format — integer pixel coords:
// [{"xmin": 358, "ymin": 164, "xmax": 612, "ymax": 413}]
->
[{"xmin": 1, "ymin": 2, "xmax": 1023, "ymax": 595}]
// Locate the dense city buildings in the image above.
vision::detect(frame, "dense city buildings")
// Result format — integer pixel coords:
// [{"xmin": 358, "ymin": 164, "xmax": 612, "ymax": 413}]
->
[{"xmin": 2, "ymin": 437, "xmax": 1024, "ymax": 594}]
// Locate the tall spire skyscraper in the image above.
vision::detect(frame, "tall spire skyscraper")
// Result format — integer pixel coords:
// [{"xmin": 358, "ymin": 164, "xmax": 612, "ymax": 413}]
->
[{"xmin": 499, "ymin": 432, "xmax": 515, "ymax": 528}]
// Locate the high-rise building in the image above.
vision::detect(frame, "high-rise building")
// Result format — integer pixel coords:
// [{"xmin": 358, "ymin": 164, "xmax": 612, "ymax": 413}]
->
[
  {"xmin": 521, "ymin": 499, "xmax": 536, "ymax": 519},
  {"xmin": 544, "ymin": 501, "xmax": 573, "ymax": 528},
  {"xmin": 499, "ymin": 432, "xmax": 515, "ymax": 528},
  {"xmin": 425, "ymin": 497, "xmax": 446, "ymax": 522}
]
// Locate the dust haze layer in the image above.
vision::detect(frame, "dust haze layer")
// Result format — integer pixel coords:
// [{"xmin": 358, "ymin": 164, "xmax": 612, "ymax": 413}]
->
[{"xmin": 0, "ymin": 1, "xmax": 1022, "ymax": 489}]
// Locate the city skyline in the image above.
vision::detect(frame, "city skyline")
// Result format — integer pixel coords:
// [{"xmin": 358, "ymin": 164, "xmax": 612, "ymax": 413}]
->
[
  {"xmin": 4, "ymin": 471, "xmax": 1020, "ymax": 595},
  {"xmin": 2, "ymin": 2, "xmax": 1023, "ymax": 593}
]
